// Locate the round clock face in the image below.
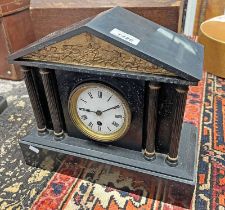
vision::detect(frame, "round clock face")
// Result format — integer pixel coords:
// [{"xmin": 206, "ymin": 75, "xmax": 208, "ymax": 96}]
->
[{"xmin": 68, "ymin": 83, "xmax": 131, "ymax": 142}]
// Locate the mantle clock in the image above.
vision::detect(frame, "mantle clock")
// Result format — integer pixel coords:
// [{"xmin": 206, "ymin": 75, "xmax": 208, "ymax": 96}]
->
[{"xmin": 9, "ymin": 7, "xmax": 203, "ymax": 208}]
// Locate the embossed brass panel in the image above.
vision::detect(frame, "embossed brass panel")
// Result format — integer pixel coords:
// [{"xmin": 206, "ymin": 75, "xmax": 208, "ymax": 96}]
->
[{"xmin": 22, "ymin": 33, "xmax": 175, "ymax": 76}]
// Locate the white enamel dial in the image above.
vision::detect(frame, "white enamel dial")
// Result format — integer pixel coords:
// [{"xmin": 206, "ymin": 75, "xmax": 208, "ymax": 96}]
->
[{"xmin": 69, "ymin": 83, "xmax": 131, "ymax": 142}]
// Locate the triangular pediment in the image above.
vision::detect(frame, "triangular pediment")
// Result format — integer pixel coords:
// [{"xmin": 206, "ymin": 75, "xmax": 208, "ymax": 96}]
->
[
  {"xmin": 21, "ymin": 33, "xmax": 175, "ymax": 77},
  {"xmin": 9, "ymin": 7, "xmax": 203, "ymax": 83}
]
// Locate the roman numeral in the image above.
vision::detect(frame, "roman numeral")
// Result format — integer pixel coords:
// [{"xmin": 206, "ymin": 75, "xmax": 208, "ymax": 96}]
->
[
  {"xmin": 98, "ymin": 91, "xmax": 102, "ymax": 98},
  {"xmin": 107, "ymin": 95, "xmax": 112, "ymax": 102},
  {"xmin": 112, "ymin": 121, "xmax": 119, "ymax": 127},
  {"xmin": 81, "ymin": 99, "xmax": 87, "ymax": 103},
  {"xmin": 81, "ymin": 115, "xmax": 87, "ymax": 120},
  {"xmin": 98, "ymin": 126, "xmax": 101, "ymax": 131},
  {"xmin": 88, "ymin": 122, "xmax": 93, "ymax": 128},
  {"xmin": 88, "ymin": 92, "xmax": 93, "ymax": 99},
  {"xmin": 115, "ymin": 115, "xmax": 122, "ymax": 118}
]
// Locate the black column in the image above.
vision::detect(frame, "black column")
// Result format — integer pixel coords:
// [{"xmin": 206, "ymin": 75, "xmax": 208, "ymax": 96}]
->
[
  {"xmin": 144, "ymin": 82, "xmax": 160, "ymax": 160},
  {"xmin": 40, "ymin": 68, "xmax": 64, "ymax": 139},
  {"xmin": 22, "ymin": 67, "xmax": 47, "ymax": 134},
  {"xmin": 166, "ymin": 85, "xmax": 188, "ymax": 166}
]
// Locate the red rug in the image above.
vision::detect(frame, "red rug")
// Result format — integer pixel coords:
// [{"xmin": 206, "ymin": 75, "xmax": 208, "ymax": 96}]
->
[{"xmin": 29, "ymin": 71, "xmax": 225, "ymax": 210}]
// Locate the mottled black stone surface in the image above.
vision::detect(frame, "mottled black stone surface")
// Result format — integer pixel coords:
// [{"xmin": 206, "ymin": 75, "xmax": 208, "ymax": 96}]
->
[
  {"xmin": 55, "ymin": 70, "xmax": 145, "ymax": 151},
  {"xmin": 19, "ymin": 123, "xmax": 198, "ymax": 208},
  {"xmin": 13, "ymin": 61, "xmax": 198, "ymax": 86},
  {"xmin": 155, "ymin": 84, "xmax": 177, "ymax": 153},
  {"xmin": 20, "ymin": 123, "xmax": 198, "ymax": 181},
  {"xmin": 27, "ymin": 67, "xmax": 191, "ymax": 154}
]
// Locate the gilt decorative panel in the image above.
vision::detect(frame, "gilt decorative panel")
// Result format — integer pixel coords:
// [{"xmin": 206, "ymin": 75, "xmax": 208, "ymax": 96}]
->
[{"xmin": 22, "ymin": 33, "xmax": 175, "ymax": 76}]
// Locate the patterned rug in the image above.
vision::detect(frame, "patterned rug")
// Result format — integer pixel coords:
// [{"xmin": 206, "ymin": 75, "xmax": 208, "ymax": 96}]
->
[{"xmin": 0, "ymin": 71, "xmax": 225, "ymax": 210}]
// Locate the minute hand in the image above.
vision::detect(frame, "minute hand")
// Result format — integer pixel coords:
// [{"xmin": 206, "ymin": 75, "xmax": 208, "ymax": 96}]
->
[{"xmin": 102, "ymin": 105, "xmax": 120, "ymax": 113}]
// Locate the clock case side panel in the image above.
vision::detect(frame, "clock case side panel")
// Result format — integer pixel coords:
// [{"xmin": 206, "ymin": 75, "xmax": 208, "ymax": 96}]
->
[{"xmin": 54, "ymin": 70, "xmax": 145, "ymax": 151}]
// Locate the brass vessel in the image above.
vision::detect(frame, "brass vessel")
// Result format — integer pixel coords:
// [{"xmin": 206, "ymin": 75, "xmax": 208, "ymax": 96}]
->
[{"xmin": 198, "ymin": 15, "xmax": 225, "ymax": 78}]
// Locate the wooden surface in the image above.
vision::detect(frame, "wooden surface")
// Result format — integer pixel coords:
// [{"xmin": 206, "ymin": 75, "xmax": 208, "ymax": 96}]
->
[
  {"xmin": 30, "ymin": 0, "xmax": 182, "ymax": 8},
  {"xmin": 193, "ymin": 0, "xmax": 204, "ymax": 35},
  {"xmin": 0, "ymin": 9, "xmax": 35, "ymax": 80},
  {"xmin": 30, "ymin": 0, "xmax": 183, "ymax": 39},
  {"xmin": 0, "ymin": 0, "xmax": 30, "ymax": 17},
  {"xmin": 194, "ymin": 0, "xmax": 225, "ymax": 35},
  {"xmin": 205, "ymin": 0, "xmax": 225, "ymax": 20}
]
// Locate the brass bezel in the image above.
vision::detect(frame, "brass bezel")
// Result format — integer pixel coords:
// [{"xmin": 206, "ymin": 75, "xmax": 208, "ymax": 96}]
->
[{"xmin": 68, "ymin": 82, "xmax": 131, "ymax": 142}]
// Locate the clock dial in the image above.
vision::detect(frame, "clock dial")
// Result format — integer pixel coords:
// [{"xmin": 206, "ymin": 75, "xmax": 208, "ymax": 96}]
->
[{"xmin": 69, "ymin": 83, "xmax": 131, "ymax": 142}]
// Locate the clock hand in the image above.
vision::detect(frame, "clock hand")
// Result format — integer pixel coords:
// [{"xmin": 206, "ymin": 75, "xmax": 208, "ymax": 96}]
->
[
  {"xmin": 102, "ymin": 105, "xmax": 120, "ymax": 113},
  {"xmin": 79, "ymin": 108, "xmax": 97, "ymax": 113}
]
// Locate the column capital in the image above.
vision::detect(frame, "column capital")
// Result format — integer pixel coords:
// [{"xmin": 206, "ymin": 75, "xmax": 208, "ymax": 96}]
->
[
  {"xmin": 149, "ymin": 82, "xmax": 161, "ymax": 90},
  {"xmin": 175, "ymin": 85, "xmax": 189, "ymax": 93},
  {"xmin": 40, "ymin": 68, "xmax": 50, "ymax": 75},
  {"xmin": 21, "ymin": 66, "xmax": 31, "ymax": 72}
]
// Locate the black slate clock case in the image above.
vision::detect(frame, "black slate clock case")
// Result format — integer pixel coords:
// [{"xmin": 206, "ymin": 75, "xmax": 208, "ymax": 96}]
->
[
  {"xmin": 8, "ymin": 6, "xmax": 204, "ymax": 208},
  {"xmin": 55, "ymin": 70, "xmax": 145, "ymax": 151}
]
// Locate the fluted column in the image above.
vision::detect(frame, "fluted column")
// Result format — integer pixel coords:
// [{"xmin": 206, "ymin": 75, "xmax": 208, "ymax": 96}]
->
[
  {"xmin": 22, "ymin": 66, "xmax": 47, "ymax": 134},
  {"xmin": 144, "ymin": 83, "xmax": 160, "ymax": 160},
  {"xmin": 40, "ymin": 68, "xmax": 64, "ymax": 139},
  {"xmin": 166, "ymin": 85, "xmax": 188, "ymax": 166}
]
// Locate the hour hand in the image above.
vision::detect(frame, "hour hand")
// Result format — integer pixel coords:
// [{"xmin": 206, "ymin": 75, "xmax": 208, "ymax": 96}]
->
[{"xmin": 79, "ymin": 108, "xmax": 96, "ymax": 113}]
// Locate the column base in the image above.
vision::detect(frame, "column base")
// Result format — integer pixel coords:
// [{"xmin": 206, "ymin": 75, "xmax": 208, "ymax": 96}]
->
[
  {"xmin": 54, "ymin": 130, "xmax": 65, "ymax": 140},
  {"xmin": 37, "ymin": 127, "xmax": 48, "ymax": 136},
  {"xmin": 165, "ymin": 156, "xmax": 178, "ymax": 167},
  {"xmin": 144, "ymin": 149, "xmax": 156, "ymax": 161}
]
